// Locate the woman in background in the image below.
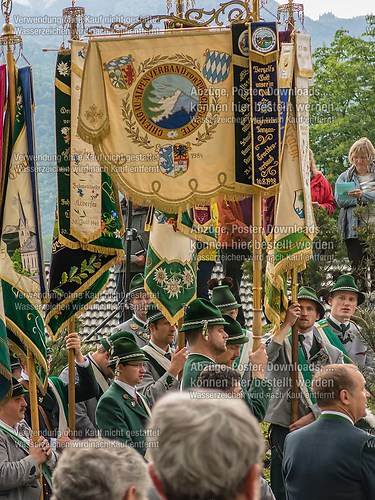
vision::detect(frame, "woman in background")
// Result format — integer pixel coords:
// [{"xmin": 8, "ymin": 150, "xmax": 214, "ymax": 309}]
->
[{"xmin": 335, "ymin": 137, "xmax": 375, "ymax": 288}]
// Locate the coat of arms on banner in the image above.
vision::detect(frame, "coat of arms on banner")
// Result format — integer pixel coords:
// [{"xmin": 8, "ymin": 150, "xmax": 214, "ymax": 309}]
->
[
  {"xmin": 158, "ymin": 144, "xmax": 190, "ymax": 177},
  {"xmin": 252, "ymin": 27, "xmax": 277, "ymax": 53},
  {"xmin": 104, "ymin": 56, "xmax": 135, "ymax": 89},
  {"xmin": 294, "ymin": 189, "xmax": 305, "ymax": 218},
  {"xmin": 203, "ymin": 50, "xmax": 232, "ymax": 84}
]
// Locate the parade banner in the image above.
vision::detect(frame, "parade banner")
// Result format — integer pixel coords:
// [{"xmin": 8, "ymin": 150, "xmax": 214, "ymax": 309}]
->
[
  {"xmin": 0, "ymin": 67, "xmax": 48, "ymax": 393},
  {"xmin": 45, "ymin": 50, "xmax": 124, "ymax": 340},
  {"xmin": 70, "ymin": 41, "xmax": 103, "ymax": 243},
  {"xmin": 78, "ymin": 31, "xmax": 238, "ymax": 213},
  {"xmin": 232, "ymin": 24, "xmax": 252, "ymax": 193},
  {"xmin": 264, "ymin": 113, "xmax": 316, "ymax": 330},
  {"xmin": 295, "ymin": 33, "xmax": 314, "ymax": 79},
  {"xmin": 0, "ymin": 283, "xmax": 11, "ymax": 403},
  {"xmin": 249, "ymin": 22, "xmax": 280, "ymax": 196},
  {"xmin": 144, "ymin": 211, "xmax": 196, "ymax": 325}
]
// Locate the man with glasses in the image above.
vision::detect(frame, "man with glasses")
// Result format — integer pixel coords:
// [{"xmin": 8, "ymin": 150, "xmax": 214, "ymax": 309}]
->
[{"xmin": 95, "ymin": 338, "xmax": 151, "ymax": 457}]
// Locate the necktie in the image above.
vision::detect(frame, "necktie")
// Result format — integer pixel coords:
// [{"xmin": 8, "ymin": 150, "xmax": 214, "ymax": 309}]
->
[
  {"xmin": 340, "ymin": 323, "xmax": 350, "ymax": 335},
  {"xmin": 298, "ymin": 334, "xmax": 309, "ymax": 359},
  {"xmin": 134, "ymin": 392, "xmax": 139, "ymax": 404},
  {"xmin": 165, "ymin": 352, "xmax": 171, "ymax": 361}
]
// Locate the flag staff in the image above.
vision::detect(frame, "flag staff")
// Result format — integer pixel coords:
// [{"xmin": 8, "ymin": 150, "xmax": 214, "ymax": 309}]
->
[
  {"xmin": 251, "ymin": 1, "xmax": 263, "ymax": 352},
  {"xmin": 62, "ymin": 1, "xmax": 85, "ymax": 435},
  {"xmin": 277, "ymin": 0, "xmax": 303, "ymax": 423}
]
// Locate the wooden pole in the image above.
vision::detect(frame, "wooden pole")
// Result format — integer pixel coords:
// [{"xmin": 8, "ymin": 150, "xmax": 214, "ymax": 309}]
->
[
  {"xmin": 27, "ymin": 350, "xmax": 44, "ymax": 500},
  {"xmin": 251, "ymin": 1, "xmax": 263, "ymax": 351},
  {"xmin": 6, "ymin": 45, "xmax": 16, "ymax": 135},
  {"xmin": 291, "ymin": 268, "xmax": 299, "ymax": 422},
  {"xmin": 67, "ymin": 319, "xmax": 76, "ymax": 435},
  {"xmin": 252, "ymin": 195, "xmax": 263, "ymax": 350}
]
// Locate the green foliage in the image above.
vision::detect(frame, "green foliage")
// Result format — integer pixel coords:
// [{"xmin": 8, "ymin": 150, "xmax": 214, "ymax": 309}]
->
[
  {"xmin": 301, "ymin": 207, "xmax": 346, "ymax": 291},
  {"xmin": 11, "ymin": 248, "xmax": 31, "ymax": 276},
  {"xmin": 310, "ymin": 15, "xmax": 375, "ymax": 182}
]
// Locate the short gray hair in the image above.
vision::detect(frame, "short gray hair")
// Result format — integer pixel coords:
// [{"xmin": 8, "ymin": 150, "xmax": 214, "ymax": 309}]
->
[
  {"xmin": 147, "ymin": 391, "xmax": 264, "ymax": 500},
  {"xmin": 51, "ymin": 438, "xmax": 149, "ymax": 500}
]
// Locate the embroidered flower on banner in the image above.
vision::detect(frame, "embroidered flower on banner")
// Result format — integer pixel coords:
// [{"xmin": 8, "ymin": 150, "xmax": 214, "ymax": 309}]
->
[
  {"xmin": 182, "ymin": 269, "xmax": 194, "ymax": 288},
  {"xmin": 154, "ymin": 268, "xmax": 167, "ymax": 285},
  {"xmin": 57, "ymin": 61, "xmax": 70, "ymax": 77},
  {"xmin": 166, "ymin": 276, "xmax": 182, "ymax": 299}
]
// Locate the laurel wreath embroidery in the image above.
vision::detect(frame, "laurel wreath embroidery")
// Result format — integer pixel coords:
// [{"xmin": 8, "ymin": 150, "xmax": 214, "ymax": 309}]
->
[{"xmin": 122, "ymin": 54, "xmax": 218, "ymax": 150}]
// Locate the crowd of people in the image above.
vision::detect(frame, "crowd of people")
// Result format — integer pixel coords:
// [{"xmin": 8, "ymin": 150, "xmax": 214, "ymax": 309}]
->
[{"xmin": 1, "ymin": 137, "xmax": 375, "ymax": 499}]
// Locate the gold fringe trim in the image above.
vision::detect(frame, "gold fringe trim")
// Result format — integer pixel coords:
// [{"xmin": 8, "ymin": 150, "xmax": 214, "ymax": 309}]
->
[
  {"xmin": 45, "ymin": 256, "xmax": 116, "ymax": 341},
  {"xmin": 297, "ymin": 68, "xmax": 313, "ymax": 79},
  {"xmin": 76, "ymin": 118, "xmax": 110, "ymax": 146},
  {"xmin": 8, "ymin": 340, "xmax": 26, "ymax": 364},
  {"xmin": 6, "ymin": 319, "xmax": 48, "ymax": 395},
  {"xmin": 58, "ymin": 49, "xmax": 71, "ymax": 56},
  {"xmin": 249, "ymin": 51, "xmax": 278, "ymax": 65},
  {"xmin": 70, "ymin": 227, "xmax": 103, "ymax": 246},
  {"xmin": 273, "ymin": 247, "xmax": 311, "ymax": 278},
  {"xmin": 57, "ymin": 231, "xmax": 124, "ymax": 257}
]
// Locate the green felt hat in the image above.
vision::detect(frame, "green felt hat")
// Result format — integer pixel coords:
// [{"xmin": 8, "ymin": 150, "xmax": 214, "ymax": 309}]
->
[
  {"xmin": 102, "ymin": 331, "xmax": 138, "ymax": 367},
  {"xmin": 146, "ymin": 302, "xmax": 165, "ymax": 324},
  {"xmin": 329, "ymin": 274, "xmax": 365, "ymax": 306},
  {"xmin": 10, "ymin": 354, "xmax": 21, "ymax": 371},
  {"xmin": 223, "ymin": 315, "xmax": 249, "ymax": 345},
  {"xmin": 109, "ymin": 338, "xmax": 147, "ymax": 365},
  {"xmin": 180, "ymin": 298, "xmax": 229, "ymax": 332},
  {"xmin": 298, "ymin": 286, "xmax": 325, "ymax": 320},
  {"xmin": 128, "ymin": 273, "xmax": 145, "ymax": 298},
  {"xmin": 211, "ymin": 285, "xmax": 241, "ymax": 311},
  {"xmin": 11, "ymin": 378, "xmax": 27, "ymax": 397}
]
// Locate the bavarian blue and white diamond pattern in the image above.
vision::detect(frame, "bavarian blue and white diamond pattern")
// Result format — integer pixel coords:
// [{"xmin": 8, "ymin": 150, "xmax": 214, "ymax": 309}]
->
[{"xmin": 203, "ymin": 50, "xmax": 232, "ymax": 84}]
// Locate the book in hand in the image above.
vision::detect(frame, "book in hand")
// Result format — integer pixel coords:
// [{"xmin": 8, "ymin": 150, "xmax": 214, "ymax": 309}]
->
[{"xmin": 336, "ymin": 182, "xmax": 356, "ymax": 202}]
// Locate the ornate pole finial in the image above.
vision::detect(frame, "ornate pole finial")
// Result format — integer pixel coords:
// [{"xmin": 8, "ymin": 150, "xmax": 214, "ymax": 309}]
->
[
  {"xmin": 62, "ymin": 2, "xmax": 85, "ymax": 42},
  {"xmin": 277, "ymin": 0, "xmax": 304, "ymax": 30},
  {"xmin": 1, "ymin": 0, "xmax": 22, "ymax": 53}
]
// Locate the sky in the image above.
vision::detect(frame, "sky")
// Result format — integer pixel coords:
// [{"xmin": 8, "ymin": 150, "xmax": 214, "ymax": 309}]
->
[{"xmin": 295, "ymin": 0, "xmax": 373, "ymax": 20}]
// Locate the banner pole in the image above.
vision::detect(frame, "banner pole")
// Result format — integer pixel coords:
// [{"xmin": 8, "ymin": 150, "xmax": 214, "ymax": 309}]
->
[
  {"xmin": 291, "ymin": 267, "xmax": 299, "ymax": 422},
  {"xmin": 27, "ymin": 349, "xmax": 44, "ymax": 500},
  {"xmin": 68, "ymin": 318, "xmax": 76, "ymax": 435}
]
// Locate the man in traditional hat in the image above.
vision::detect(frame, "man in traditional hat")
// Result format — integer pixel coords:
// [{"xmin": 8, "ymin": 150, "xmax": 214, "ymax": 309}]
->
[
  {"xmin": 138, "ymin": 303, "xmax": 188, "ymax": 406},
  {"xmin": 113, "ymin": 273, "xmax": 151, "ymax": 347},
  {"xmin": 264, "ymin": 286, "xmax": 347, "ymax": 500},
  {"xmin": 322, "ymin": 274, "xmax": 375, "ymax": 378},
  {"xmin": 95, "ymin": 338, "xmax": 151, "ymax": 456},
  {"xmin": 180, "ymin": 298, "xmax": 229, "ymax": 390},
  {"xmin": 210, "ymin": 277, "xmax": 253, "ymax": 378},
  {"xmin": 0, "ymin": 379, "xmax": 57, "ymax": 500},
  {"xmin": 215, "ymin": 315, "xmax": 272, "ymax": 421},
  {"xmin": 20, "ymin": 332, "xmax": 98, "ymax": 442},
  {"xmin": 59, "ymin": 334, "xmax": 117, "ymax": 439}
]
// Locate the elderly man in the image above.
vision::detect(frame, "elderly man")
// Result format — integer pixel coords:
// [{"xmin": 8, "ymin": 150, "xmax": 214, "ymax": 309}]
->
[
  {"xmin": 0, "ymin": 379, "xmax": 57, "ymax": 500},
  {"xmin": 147, "ymin": 391, "xmax": 264, "ymax": 500},
  {"xmin": 113, "ymin": 274, "xmax": 151, "ymax": 347},
  {"xmin": 138, "ymin": 303, "xmax": 187, "ymax": 406},
  {"xmin": 283, "ymin": 364, "xmax": 375, "ymax": 500},
  {"xmin": 51, "ymin": 438, "xmax": 150, "ymax": 500},
  {"xmin": 264, "ymin": 286, "xmax": 347, "ymax": 500},
  {"xmin": 96, "ymin": 338, "xmax": 151, "ymax": 456},
  {"xmin": 180, "ymin": 298, "xmax": 229, "ymax": 390}
]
